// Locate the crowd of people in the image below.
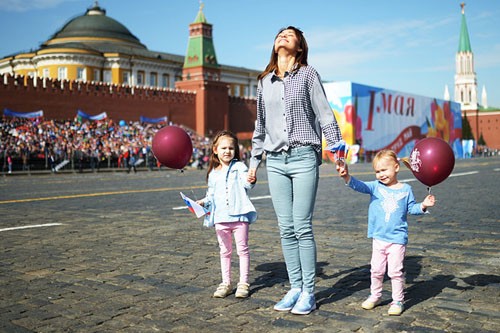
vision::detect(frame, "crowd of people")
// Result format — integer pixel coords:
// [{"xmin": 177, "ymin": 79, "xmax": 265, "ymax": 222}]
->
[{"xmin": 0, "ymin": 116, "xmax": 214, "ymax": 173}]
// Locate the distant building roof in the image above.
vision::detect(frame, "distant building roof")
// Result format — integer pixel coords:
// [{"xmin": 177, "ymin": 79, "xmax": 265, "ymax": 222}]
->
[
  {"xmin": 478, "ymin": 105, "xmax": 500, "ymax": 112},
  {"xmin": 458, "ymin": 4, "xmax": 472, "ymax": 52},
  {"xmin": 44, "ymin": 3, "xmax": 146, "ymax": 49},
  {"xmin": 193, "ymin": 3, "xmax": 208, "ymax": 24}
]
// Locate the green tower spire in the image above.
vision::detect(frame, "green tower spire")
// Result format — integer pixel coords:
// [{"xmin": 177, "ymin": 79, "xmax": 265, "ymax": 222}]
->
[
  {"xmin": 458, "ymin": 3, "xmax": 472, "ymax": 52},
  {"xmin": 184, "ymin": 1, "xmax": 218, "ymax": 69},
  {"xmin": 193, "ymin": 2, "xmax": 207, "ymax": 23}
]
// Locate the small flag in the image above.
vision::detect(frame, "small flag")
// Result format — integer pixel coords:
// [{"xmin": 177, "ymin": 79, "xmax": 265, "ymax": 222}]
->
[
  {"xmin": 180, "ymin": 192, "xmax": 209, "ymax": 218},
  {"xmin": 329, "ymin": 141, "xmax": 349, "ymax": 163}
]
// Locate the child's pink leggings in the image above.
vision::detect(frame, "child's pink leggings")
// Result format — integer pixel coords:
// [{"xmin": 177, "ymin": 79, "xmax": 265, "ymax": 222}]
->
[
  {"xmin": 215, "ymin": 222, "xmax": 249, "ymax": 285},
  {"xmin": 369, "ymin": 238, "xmax": 406, "ymax": 302}
]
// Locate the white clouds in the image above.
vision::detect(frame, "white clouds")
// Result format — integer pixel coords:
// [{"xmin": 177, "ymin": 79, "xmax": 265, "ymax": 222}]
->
[
  {"xmin": 476, "ymin": 44, "xmax": 500, "ymax": 69},
  {"xmin": 0, "ymin": 0, "xmax": 75, "ymax": 12},
  {"xmin": 304, "ymin": 14, "xmax": 460, "ymax": 81}
]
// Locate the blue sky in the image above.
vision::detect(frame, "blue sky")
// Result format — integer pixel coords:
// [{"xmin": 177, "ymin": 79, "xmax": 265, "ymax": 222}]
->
[{"xmin": 1, "ymin": 0, "xmax": 499, "ymax": 107}]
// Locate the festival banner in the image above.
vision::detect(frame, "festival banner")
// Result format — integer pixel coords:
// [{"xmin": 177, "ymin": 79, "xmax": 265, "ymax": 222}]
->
[
  {"xmin": 323, "ymin": 82, "xmax": 463, "ymax": 161},
  {"xmin": 3, "ymin": 108, "xmax": 43, "ymax": 118},
  {"xmin": 76, "ymin": 109, "xmax": 107, "ymax": 121},
  {"xmin": 140, "ymin": 115, "xmax": 168, "ymax": 124}
]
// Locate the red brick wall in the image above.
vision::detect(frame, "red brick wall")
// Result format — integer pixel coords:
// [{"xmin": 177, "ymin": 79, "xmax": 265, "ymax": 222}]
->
[
  {"xmin": 463, "ymin": 110, "xmax": 500, "ymax": 149},
  {"xmin": 0, "ymin": 74, "xmax": 257, "ymax": 138},
  {"xmin": 229, "ymin": 96, "xmax": 257, "ymax": 140},
  {"xmin": 0, "ymin": 74, "xmax": 197, "ymax": 128}
]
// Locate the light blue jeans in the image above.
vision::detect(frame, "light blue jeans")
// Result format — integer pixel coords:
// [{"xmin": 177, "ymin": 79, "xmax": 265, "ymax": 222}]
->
[{"xmin": 266, "ymin": 146, "xmax": 319, "ymax": 293}]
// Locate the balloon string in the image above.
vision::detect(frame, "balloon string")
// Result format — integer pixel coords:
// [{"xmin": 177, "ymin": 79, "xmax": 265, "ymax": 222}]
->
[{"xmin": 427, "ymin": 187, "xmax": 431, "ymax": 195}]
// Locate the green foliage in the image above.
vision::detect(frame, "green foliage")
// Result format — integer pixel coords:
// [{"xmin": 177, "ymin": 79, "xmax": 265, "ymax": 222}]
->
[
  {"xmin": 478, "ymin": 133, "xmax": 486, "ymax": 146},
  {"xmin": 461, "ymin": 114, "xmax": 474, "ymax": 140}
]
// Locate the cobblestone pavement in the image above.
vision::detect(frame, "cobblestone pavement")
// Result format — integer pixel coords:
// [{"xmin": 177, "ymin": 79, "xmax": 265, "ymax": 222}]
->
[{"xmin": 1, "ymin": 157, "xmax": 499, "ymax": 333}]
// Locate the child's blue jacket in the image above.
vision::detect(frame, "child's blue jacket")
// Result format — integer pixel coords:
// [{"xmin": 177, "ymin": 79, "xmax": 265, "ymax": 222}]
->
[{"xmin": 347, "ymin": 176, "xmax": 426, "ymax": 245}]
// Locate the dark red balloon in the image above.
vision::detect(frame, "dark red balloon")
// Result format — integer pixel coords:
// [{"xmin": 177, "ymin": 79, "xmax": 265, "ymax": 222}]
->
[
  {"xmin": 152, "ymin": 126, "xmax": 193, "ymax": 169},
  {"xmin": 408, "ymin": 137, "xmax": 455, "ymax": 187}
]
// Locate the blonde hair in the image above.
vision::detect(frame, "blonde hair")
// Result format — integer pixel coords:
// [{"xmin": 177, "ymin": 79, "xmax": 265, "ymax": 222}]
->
[{"xmin": 372, "ymin": 149, "xmax": 399, "ymax": 169}]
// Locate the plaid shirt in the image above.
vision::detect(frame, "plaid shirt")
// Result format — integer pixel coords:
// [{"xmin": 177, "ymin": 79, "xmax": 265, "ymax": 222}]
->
[{"xmin": 250, "ymin": 65, "xmax": 343, "ymax": 169}]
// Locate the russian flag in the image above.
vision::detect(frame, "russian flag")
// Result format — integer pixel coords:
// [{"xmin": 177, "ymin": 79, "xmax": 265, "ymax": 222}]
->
[
  {"xmin": 180, "ymin": 192, "xmax": 209, "ymax": 218},
  {"xmin": 328, "ymin": 140, "xmax": 349, "ymax": 162}
]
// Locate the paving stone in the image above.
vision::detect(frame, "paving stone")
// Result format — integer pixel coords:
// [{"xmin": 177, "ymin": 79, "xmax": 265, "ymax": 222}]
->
[
  {"xmin": 0, "ymin": 321, "xmax": 34, "ymax": 333},
  {"xmin": 0, "ymin": 157, "xmax": 499, "ymax": 332}
]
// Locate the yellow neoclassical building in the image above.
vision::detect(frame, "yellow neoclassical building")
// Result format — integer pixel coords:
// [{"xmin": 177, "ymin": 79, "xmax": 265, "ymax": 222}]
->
[{"xmin": 0, "ymin": 1, "xmax": 259, "ymax": 97}]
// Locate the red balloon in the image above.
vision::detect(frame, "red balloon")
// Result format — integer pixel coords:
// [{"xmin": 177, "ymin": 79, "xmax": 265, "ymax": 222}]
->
[
  {"xmin": 408, "ymin": 137, "xmax": 455, "ymax": 187},
  {"xmin": 152, "ymin": 126, "xmax": 193, "ymax": 169}
]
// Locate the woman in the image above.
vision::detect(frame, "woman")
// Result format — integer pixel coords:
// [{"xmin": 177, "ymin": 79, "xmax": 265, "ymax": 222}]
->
[{"xmin": 247, "ymin": 26, "xmax": 344, "ymax": 315}]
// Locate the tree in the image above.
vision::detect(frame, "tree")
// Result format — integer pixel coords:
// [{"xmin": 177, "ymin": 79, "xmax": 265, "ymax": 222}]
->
[
  {"xmin": 462, "ymin": 114, "xmax": 474, "ymax": 140},
  {"xmin": 478, "ymin": 133, "xmax": 486, "ymax": 146}
]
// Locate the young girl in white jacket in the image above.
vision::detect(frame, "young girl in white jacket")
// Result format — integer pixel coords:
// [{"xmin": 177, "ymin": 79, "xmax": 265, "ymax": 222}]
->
[{"xmin": 197, "ymin": 130, "xmax": 257, "ymax": 299}]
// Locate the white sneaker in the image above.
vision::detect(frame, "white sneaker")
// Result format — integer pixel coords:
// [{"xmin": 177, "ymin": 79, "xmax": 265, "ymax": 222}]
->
[
  {"xmin": 213, "ymin": 283, "xmax": 232, "ymax": 298},
  {"xmin": 361, "ymin": 297, "xmax": 381, "ymax": 310},
  {"xmin": 235, "ymin": 283, "xmax": 250, "ymax": 298},
  {"xmin": 388, "ymin": 301, "xmax": 404, "ymax": 316}
]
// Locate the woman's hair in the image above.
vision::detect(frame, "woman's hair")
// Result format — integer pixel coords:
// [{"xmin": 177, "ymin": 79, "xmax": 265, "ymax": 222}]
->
[
  {"xmin": 372, "ymin": 149, "xmax": 399, "ymax": 169},
  {"xmin": 258, "ymin": 26, "xmax": 308, "ymax": 81},
  {"xmin": 206, "ymin": 130, "xmax": 240, "ymax": 181}
]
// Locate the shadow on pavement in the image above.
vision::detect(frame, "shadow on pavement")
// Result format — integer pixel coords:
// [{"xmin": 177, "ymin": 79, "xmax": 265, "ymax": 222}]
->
[
  {"xmin": 252, "ymin": 257, "xmax": 498, "ymax": 311},
  {"xmin": 405, "ymin": 274, "xmax": 474, "ymax": 309},
  {"xmin": 315, "ymin": 256, "xmax": 423, "ymax": 307},
  {"xmin": 461, "ymin": 273, "xmax": 500, "ymax": 286},
  {"xmin": 252, "ymin": 261, "xmax": 289, "ymax": 295}
]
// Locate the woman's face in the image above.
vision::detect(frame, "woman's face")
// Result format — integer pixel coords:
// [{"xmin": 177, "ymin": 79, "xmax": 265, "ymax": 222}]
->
[{"xmin": 274, "ymin": 29, "xmax": 300, "ymax": 54}]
